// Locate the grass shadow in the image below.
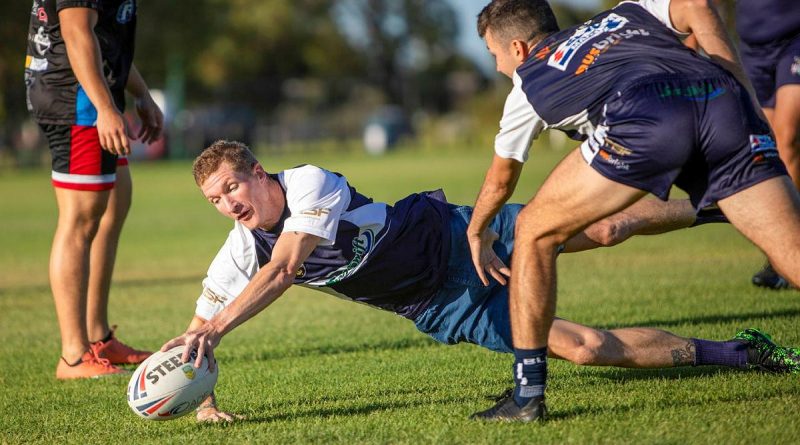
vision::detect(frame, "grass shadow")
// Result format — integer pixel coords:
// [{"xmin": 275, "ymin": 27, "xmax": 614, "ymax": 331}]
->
[{"xmin": 602, "ymin": 308, "xmax": 800, "ymax": 330}]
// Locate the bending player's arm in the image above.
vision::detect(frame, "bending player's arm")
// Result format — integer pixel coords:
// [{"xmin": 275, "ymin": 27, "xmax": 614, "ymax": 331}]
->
[
  {"xmin": 468, "ymin": 154, "xmax": 523, "ymax": 286},
  {"xmin": 58, "ymin": 7, "xmax": 130, "ymax": 155},
  {"xmin": 162, "ymin": 231, "xmax": 322, "ymax": 369},
  {"xmin": 668, "ymin": 0, "xmax": 762, "ymax": 114}
]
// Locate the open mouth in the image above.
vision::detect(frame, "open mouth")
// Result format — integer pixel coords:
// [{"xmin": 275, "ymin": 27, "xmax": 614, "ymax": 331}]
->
[{"xmin": 237, "ymin": 209, "xmax": 252, "ymax": 221}]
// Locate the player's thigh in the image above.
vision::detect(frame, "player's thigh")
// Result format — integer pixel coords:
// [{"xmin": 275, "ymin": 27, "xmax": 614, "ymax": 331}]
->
[
  {"xmin": 717, "ymin": 175, "xmax": 800, "ymax": 253},
  {"xmin": 518, "ymin": 149, "xmax": 648, "ymax": 239}
]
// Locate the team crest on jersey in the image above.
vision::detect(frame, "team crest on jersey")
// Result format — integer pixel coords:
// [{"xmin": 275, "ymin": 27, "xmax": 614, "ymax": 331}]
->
[
  {"xmin": 548, "ymin": 13, "xmax": 629, "ymax": 71},
  {"xmin": 117, "ymin": 0, "xmax": 136, "ymax": 24}
]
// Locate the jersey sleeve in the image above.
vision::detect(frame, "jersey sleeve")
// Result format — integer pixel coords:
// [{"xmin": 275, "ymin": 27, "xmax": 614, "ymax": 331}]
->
[
  {"xmin": 195, "ymin": 223, "xmax": 259, "ymax": 320},
  {"xmin": 494, "ymin": 72, "xmax": 546, "ymax": 163},
  {"xmin": 626, "ymin": 0, "xmax": 690, "ymax": 37},
  {"xmin": 56, "ymin": 0, "xmax": 100, "ymax": 11},
  {"xmin": 281, "ymin": 165, "xmax": 351, "ymax": 245}
]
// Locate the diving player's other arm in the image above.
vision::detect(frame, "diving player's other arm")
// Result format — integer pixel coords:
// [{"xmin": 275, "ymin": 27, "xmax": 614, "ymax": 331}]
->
[
  {"xmin": 59, "ymin": 7, "xmax": 130, "ymax": 155},
  {"xmin": 669, "ymin": 0, "xmax": 763, "ymax": 115}
]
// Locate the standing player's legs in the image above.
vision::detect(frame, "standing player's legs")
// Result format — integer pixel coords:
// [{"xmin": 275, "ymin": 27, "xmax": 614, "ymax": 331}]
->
[
  {"xmin": 86, "ymin": 163, "xmax": 130, "ymax": 342},
  {"xmin": 717, "ymin": 176, "xmax": 800, "ymax": 288},
  {"xmin": 45, "ymin": 124, "xmax": 126, "ymax": 379},
  {"xmin": 51, "ymin": 186, "xmax": 111, "ymax": 363}
]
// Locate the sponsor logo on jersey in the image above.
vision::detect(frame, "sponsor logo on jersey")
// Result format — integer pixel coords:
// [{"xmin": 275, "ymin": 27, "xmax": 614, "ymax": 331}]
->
[
  {"xmin": 548, "ymin": 13, "xmax": 629, "ymax": 71},
  {"xmin": 117, "ymin": 0, "xmax": 136, "ymax": 24},
  {"xmin": 574, "ymin": 28, "xmax": 649, "ymax": 75},
  {"xmin": 325, "ymin": 229, "xmax": 375, "ymax": 285},
  {"xmin": 791, "ymin": 57, "xmax": 800, "ymax": 77},
  {"xmin": 300, "ymin": 208, "xmax": 331, "ymax": 218},
  {"xmin": 32, "ymin": 27, "xmax": 51, "ymax": 56},
  {"xmin": 25, "ymin": 55, "xmax": 48, "ymax": 72},
  {"xmin": 36, "ymin": 7, "xmax": 48, "ymax": 23}
]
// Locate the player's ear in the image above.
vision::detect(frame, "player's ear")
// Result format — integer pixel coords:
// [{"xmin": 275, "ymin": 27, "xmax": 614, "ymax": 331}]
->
[
  {"xmin": 252, "ymin": 163, "xmax": 267, "ymax": 181},
  {"xmin": 511, "ymin": 39, "xmax": 531, "ymax": 63}
]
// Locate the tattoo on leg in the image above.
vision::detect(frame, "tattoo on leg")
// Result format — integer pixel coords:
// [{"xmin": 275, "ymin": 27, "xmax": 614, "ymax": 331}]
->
[{"xmin": 670, "ymin": 341, "xmax": 695, "ymax": 367}]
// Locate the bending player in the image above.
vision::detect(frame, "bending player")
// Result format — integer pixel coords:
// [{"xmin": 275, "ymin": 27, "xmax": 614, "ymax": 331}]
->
[{"xmin": 161, "ymin": 141, "xmax": 798, "ymax": 422}]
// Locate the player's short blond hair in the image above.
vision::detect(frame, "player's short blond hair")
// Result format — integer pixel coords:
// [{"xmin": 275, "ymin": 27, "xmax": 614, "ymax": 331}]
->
[{"xmin": 192, "ymin": 140, "xmax": 260, "ymax": 186}]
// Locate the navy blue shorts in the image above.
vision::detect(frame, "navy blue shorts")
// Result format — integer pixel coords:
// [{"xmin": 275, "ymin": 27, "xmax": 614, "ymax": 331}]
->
[
  {"xmin": 740, "ymin": 35, "xmax": 800, "ymax": 108},
  {"xmin": 580, "ymin": 74, "xmax": 787, "ymax": 209}
]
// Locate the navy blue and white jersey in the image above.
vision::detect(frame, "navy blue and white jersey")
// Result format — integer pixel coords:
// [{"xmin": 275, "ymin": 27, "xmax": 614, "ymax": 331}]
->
[
  {"xmin": 736, "ymin": 0, "xmax": 800, "ymax": 46},
  {"xmin": 195, "ymin": 165, "xmax": 451, "ymax": 321},
  {"xmin": 25, "ymin": 0, "xmax": 137, "ymax": 125},
  {"xmin": 495, "ymin": 0, "xmax": 728, "ymax": 163}
]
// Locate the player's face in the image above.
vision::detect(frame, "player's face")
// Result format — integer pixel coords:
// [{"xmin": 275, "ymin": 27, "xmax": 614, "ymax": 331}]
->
[
  {"xmin": 201, "ymin": 162, "xmax": 284, "ymax": 231},
  {"xmin": 485, "ymin": 28, "xmax": 518, "ymax": 79}
]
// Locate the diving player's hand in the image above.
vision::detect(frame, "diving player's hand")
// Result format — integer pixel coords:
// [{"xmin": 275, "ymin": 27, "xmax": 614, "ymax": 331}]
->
[
  {"xmin": 468, "ymin": 228, "xmax": 511, "ymax": 286},
  {"xmin": 96, "ymin": 106, "xmax": 131, "ymax": 156},
  {"xmin": 196, "ymin": 406, "xmax": 245, "ymax": 423},
  {"xmin": 134, "ymin": 94, "xmax": 164, "ymax": 144},
  {"xmin": 161, "ymin": 322, "xmax": 221, "ymax": 371}
]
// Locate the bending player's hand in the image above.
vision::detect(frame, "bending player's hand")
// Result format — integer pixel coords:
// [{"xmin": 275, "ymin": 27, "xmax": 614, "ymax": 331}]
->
[
  {"xmin": 467, "ymin": 228, "xmax": 510, "ymax": 286},
  {"xmin": 96, "ymin": 106, "xmax": 131, "ymax": 156},
  {"xmin": 160, "ymin": 322, "xmax": 221, "ymax": 371},
  {"xmin": 133, "ymin": 94, "xmax": 164, "ymax": 144}
]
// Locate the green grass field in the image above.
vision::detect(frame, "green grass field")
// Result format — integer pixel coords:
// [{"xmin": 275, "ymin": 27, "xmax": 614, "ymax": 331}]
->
[{"xmin": 1, "ymin": 147, "xmax": 799, "ymax": 444}]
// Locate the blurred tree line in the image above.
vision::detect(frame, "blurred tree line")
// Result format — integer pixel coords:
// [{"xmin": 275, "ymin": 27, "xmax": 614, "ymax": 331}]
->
[{"xmin": 0, "ymin": 0, "xmax": 600, "ymax": 165}]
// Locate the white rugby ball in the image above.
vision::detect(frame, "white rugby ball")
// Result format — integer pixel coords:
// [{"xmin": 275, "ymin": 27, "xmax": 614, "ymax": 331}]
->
[{"xmin": 126, "ymin": 346, "xmax": 218, "ymax": 421}]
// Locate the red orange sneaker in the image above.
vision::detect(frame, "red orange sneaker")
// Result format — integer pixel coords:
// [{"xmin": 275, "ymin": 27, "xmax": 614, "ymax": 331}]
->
[
  {"xmin": 91, "ymin": 327, "xmax": 152, "ymax": 365},
  {"xmin": 56, "ymin": 350, "xmax": 127, "ymax": 380}
]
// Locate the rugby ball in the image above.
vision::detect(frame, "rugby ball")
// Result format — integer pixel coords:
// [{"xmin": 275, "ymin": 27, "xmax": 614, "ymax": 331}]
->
[{"xmin": 126, "ymin": 346, "xmax": 218, "ymax": 420}]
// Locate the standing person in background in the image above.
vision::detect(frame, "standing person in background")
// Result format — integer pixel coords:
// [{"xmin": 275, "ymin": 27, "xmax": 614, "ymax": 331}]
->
[
  {"xmin": 735, "ymin": 0, "xmax": 800, "ymax": 290},
  {"xmin": 25, "ymin": 0, "xmax": 163, "ymax": 379}
]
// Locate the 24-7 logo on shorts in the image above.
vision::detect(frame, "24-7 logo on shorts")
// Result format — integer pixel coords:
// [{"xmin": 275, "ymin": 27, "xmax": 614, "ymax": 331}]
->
[{"xmin": 548, "ymin": 13, "xmax": 629, "ymax": 71}]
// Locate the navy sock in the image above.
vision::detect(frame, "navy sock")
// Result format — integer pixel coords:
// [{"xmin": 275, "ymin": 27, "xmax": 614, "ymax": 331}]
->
[
  {"xmin": 512, "ymin": 347, "xmax": 547, "ymax": 407},
  {"xmin": 692, "ymin": 338, "xmax": 748, "ymax": 368}
]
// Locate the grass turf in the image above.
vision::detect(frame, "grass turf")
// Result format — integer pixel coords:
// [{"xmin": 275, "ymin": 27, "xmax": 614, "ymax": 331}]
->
[{"xmin": 1, "ymin": 147, "xmax": 799, "ymax": 444}]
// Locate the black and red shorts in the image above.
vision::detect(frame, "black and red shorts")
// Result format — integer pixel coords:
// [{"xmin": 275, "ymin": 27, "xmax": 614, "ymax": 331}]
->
[{"xmin": 39, "ymin": 124, "xmax": 128, "ymax": 191}]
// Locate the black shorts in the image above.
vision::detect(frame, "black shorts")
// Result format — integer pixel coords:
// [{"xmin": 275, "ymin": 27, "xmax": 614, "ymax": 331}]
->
[
  {"xmin": 580, "ymin": 74, "xmax": 787, "ymax": 209},
  {"xmin": 39, "ymin": 124, "xmax": 128, "ymax": 191}
]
